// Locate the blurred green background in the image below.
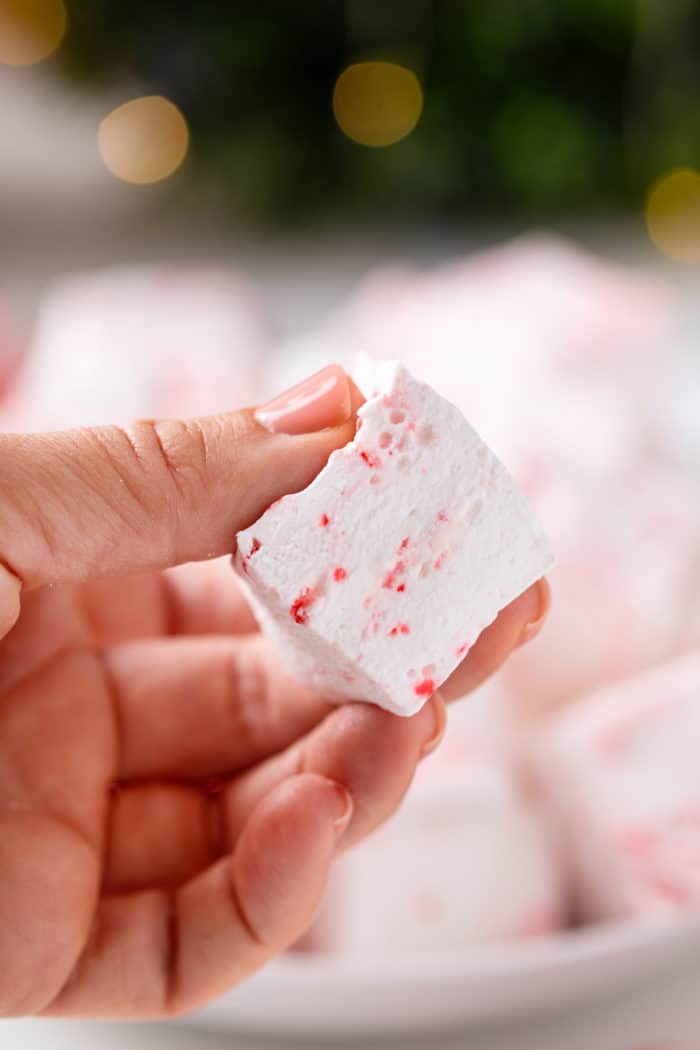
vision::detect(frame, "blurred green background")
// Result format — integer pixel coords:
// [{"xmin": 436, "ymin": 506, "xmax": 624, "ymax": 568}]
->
[{"xmin": 55, "ymin": 0, "xmax": 700, "ymax": 226}]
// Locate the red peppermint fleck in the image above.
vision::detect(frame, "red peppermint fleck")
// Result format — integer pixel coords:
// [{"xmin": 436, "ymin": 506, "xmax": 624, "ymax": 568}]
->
[
  {"xmin": 360, "ymin": 450, "xmax": 382, "ymax": 469},
  {"xmin": 456, "ymin": 643, "xmax": 468, "ymax": 658},
  {"xmin": 396, "ymin": 583, "xmax": 406, "ymax": 592},
  {"xmin": 398, "ymin": 536, "xmax": 410, "ymax": 552},
  {"xmin": 382, "ymin": 560, "xmax": 405, "ymax": 589},
  {"xmin": 290, "ymin": 587, "xmax": 317, "ymax": 625},
  {"xmin": 413, "ymin": 678, "xmax": 436, "ymax": 698},
  {"xmin": 248, "ymin": 537, "xmax": 261, "ymax": 557},
  {"xmin": 433, "ymin": 552, "xmax": 447, "ymax": 570},
  {"xmin": 320, "ymin": 513, "xmax": 330, "ymax": 527},
  {"xmin": 388, "ymin": 622, "xmax": 410, "ymax": 637},
  {"xmin": 437, "ymin": 511, "xmax": 449, "ymax": 523},
  {"xmin": 406, "ymin": 421, "xmax": 416, "ymax": 432},
  {"xmin": 333, "ymin": 567, "xmax": 347, "ymax": 581}
]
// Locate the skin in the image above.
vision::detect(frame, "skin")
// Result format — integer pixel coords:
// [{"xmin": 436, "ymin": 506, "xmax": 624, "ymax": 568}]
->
[{"xmin": 0, "ymin": 401, "xmax": 546, "ymax": 1019}]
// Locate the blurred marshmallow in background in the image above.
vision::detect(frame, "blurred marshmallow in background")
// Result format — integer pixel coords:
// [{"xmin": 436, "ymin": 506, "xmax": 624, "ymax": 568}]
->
[
  {"xmin": 306, "ymin": 692, "xmax": 567, "ymax": 955},
  {"xmin": 1, "ymin": 264, "xmax": 267, "ymax": 430},
  {"xmin": 533, "ymin": 651, "xmax": 700, "ymax": 923}
]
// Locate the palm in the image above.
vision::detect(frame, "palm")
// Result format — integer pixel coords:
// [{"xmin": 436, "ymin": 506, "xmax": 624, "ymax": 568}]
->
[{"xmin": 0, "ymin": 559, "xmax": 536, "ymax": 1018}]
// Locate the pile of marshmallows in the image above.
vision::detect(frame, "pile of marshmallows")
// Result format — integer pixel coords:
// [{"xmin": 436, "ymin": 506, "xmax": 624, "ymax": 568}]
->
[{"xmin": 2, "ymin": 236, "xmax": 700, "ymax": 955}]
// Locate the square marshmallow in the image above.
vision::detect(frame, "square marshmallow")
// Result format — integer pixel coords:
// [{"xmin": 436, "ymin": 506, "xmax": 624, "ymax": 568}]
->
[
  {"xmin": 533, "ymin": 651, "xmax": 700, "ymax": 922},
  {"xmin": 235, "ymin": 359, "xmax": 554, "ymax": 716},
  {"xmin": 5, "ymin": 265, "xmax": 265, "ymax": 430},
  {"xmin": 305, "ymin": 693, "xmax": 566, "ymax": 954}
]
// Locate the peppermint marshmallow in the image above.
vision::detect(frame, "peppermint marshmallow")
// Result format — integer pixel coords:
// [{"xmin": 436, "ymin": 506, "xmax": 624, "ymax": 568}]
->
[
  {"xmin": 235, "ymin": 359, "xmax": 554, "ymax": 716},
  {"xmin": 533, "ymin": 651, "xmax": 700, "ymax": 921},
  {"xmin": 4, "ymin": 264, "xmax": 266, "ymax": 430},
  {"xmin": 306, "ymin": 693, "xmax": 565, "ymax": 954}
]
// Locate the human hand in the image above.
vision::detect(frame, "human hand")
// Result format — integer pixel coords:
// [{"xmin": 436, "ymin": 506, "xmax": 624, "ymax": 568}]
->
[{"xmin": 0, "ymin": 365, "xmax": 548, "ymax": 1018}]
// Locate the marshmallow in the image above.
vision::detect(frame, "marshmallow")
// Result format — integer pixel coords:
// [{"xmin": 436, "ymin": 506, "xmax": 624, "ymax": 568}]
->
[
  {"xmin": 235, "ymin": 359, "xmax": 554, "ymax": 717},
  {"xmin": 4, "ymin": 264, "xmax": 266, "ymax": 430},
  {"xmin": 532, "ymin": 651, "xmax": 700, "ymax": 922},
  {"xmin": 306, "ymin": 693, "xmax": 566, "ymax": 954},
  {"xmin": 503, "ymin": 467, "xmax": 700, "ymax": 721}
]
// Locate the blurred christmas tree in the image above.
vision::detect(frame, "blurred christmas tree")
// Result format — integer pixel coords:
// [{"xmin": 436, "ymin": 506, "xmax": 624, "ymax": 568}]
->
[{"xmin": 57, "ymin": 0, "xmax": 700, "ymax": 224}]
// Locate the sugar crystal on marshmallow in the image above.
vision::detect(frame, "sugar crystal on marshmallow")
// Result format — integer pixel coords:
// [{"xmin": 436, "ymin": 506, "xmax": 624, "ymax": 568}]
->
[{"xmin": 235, "ymin": 359, "xmax": 554, "ymax": 716}]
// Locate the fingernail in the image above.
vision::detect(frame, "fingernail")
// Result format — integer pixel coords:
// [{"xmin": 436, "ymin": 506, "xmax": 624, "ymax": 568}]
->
[
  {"xmin": 515, "ymin": 577, "xmax": 551, "ymax": 648},
  {"xmin": 255, "ymin": 365, "xmax": 352, "ymax": 435},
  {"xmin": 0, "ymin": 563, "xmax": 22, "ymax": 640},
  {"xmin": 328, "ymin": 781, "xmax": 354, "ymax": 839},
  {"xmin": 420, "ymin": 693, "xmax": 447, "ymax": 758}
]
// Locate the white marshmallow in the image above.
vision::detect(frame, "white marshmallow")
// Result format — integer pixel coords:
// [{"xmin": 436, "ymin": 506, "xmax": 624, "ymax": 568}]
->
[
  {"xmin": 235, "ymin": 359, "xmax": 554, "ymax": 716},
  {"xmin": 503, "ymin": 467, "xmax": 700, "ymax": 721},
  {"xmin": 306, "ymin": 693, "xmax": 566, "ymax": 954},
  {"xmin": 4, "ymin": 264, "xmax": 266, "ymax": 430},
  {"xmin": 532, "ymin": 651, "xmax": 700, "ymax": 921}
]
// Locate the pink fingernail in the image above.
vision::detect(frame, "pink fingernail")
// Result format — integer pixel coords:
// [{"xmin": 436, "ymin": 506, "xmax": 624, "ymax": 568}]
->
[
  {"xmin": 330, "ymin": 782, "xmax": 355, "ymax": 839},
  {"xmin": 419, "ymin": 693, "xmax": 447, "ymax": 758},
  {"xmin": 515, "ymin": 578, "xmax": 551, "ymax": 648},
  {"xmin": 255, "ymin": 365, "xmax": 353, "ymax": 435}
]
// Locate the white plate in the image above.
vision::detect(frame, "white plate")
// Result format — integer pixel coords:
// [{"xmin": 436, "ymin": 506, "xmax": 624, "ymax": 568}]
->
[{"xmin": 191, "ymin": 914, "xmax": 700, "ymax": 1039}]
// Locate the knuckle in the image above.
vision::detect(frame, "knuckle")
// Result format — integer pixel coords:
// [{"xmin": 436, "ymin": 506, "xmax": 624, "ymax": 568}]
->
[
  {"xmin": 221, "ymin": 643, "xmax": 272, "ymax": 760},
  {"xmin": 131, "ymin": 418, "xmax": 209, "ymax": 498}
]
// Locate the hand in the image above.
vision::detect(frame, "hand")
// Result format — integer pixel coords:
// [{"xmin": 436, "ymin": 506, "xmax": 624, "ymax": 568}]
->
[{"xmin": 0, "ymin": 366, "xmax": 548, "ymax": 1018}]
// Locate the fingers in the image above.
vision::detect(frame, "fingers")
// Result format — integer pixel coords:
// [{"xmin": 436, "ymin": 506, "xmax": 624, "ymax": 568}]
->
[
  {"xmin": 440, "ymin": 579, "xmax": 551, "ymax": 702},
  {"xmin": 0, "ymin": 365, "xmax": 361, "ymax": 592},
  {"xmin": 162, "ymin": 559, "xmax": 258, "ymax": 636},
  {"xmin": 102, "ymin": 783, "xmax": 219, "ymax": 894},
  {"xmin": 105, "ymin": 634, "xmax": 332, "ymax": 780},
  {"xmin": 104, "ymin": 580, "xmax": 547, "ymax": 781},
  {"xmin": 44, "ymin": 774, "xmax": 351, "ymax": 1018},
  {"xmin": 77, "ymin": 559, "xmax": 257, "ymax": 646},
  {"xmin": 221, "ymin": 694, "xmax": 445, "ymax": 850},
  {"xmin": 103, "ymin": 697, "xmax": 443, "ymax": 893},
  {"xmin": 0, "ymin": 810, "xmax": 99, "ymax": 1017}
]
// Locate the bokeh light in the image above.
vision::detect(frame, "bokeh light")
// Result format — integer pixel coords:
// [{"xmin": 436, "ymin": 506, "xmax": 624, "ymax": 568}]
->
[
  {"xmin": 645, "ymin": 167, "xmax": 700, "ymax": 264},
  {"xmin": 332, "ymin": 61, "xmax": 423, "ymax": 148},
  {"xmin": 0, "ymin": 0, "xmax": 67, "ymax": 66},
  {"xmin": 98, "ymin": 95, "xmax": 190, "ymax": 185}
]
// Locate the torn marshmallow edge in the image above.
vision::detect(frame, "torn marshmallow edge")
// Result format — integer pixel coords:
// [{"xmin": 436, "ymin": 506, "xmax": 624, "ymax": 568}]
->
[{"xmin": 235, "ymin": 359, "xmax": 555, "ymax": 716}]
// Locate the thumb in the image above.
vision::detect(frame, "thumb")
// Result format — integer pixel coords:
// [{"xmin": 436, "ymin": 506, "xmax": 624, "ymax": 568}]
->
[{"xmin": 0, "ymin": 365, "xmax": 362, "ymax": 605}]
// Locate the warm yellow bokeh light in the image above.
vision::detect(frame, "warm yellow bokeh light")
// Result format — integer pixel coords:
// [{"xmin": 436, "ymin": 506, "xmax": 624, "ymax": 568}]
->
[
  {"xmin": 645, "ymin": 167, "xmax": 700, "ymax": 264},
  {"xmin": 98, "ymin": 95, "xmax": 190, "ymax": 185},
  {"xmin": 333, "ymin": 61, "xmax": 423, "ymax": 148},
  {"xmin": 0, "ymin": 0, "xmax": 67, "ymax": 66}
]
